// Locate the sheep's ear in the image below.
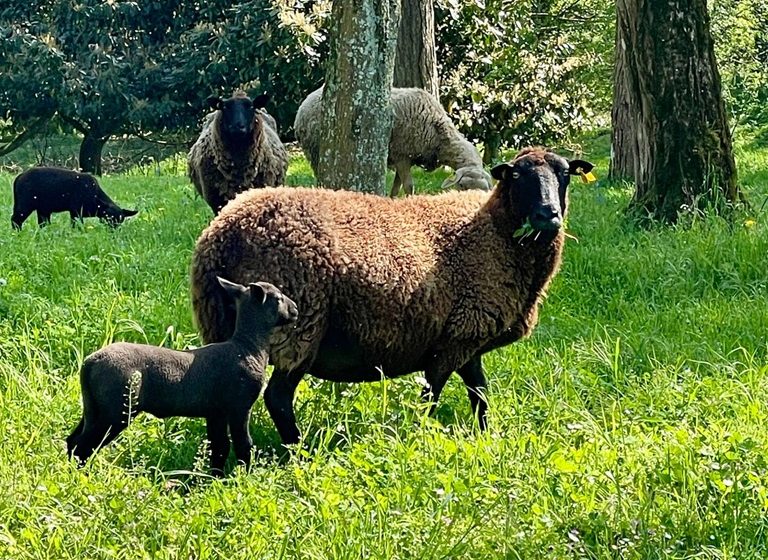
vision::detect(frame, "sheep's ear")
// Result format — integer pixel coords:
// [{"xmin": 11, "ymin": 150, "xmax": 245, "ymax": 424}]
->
[
  {"xmin": 440, "ymin": 174, "xmax": 458, "ymax": 190},
  {"xmin": 249, "ymin": 283, "xmax": 268, "ymax": 304},
  {"xmin": 568, "ymin": 159, "xmax": 595, "ymax": 175},
  {"xmin": 207, "ymin": 96, "xmax": 223, "ymax": 110},
  {"xmin": 491, "ymin": 162, "xmax": 514, "ymax": 182},
  {"xmin": 122, "ymin": 209, "xmax": 138, "ymax": 218},
  {"xmin": 217, "ymin": 277, "xmax": 247, "ymax": 299},
  {"xmin": 252, "ymin": 93, "xmax": 270, "ymax": 109}
]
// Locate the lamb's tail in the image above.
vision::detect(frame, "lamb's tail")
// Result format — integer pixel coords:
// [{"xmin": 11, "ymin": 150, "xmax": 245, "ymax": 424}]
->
[{"xmin": 190, "ymin": 221, "xmax": 239, "ymax": 344}]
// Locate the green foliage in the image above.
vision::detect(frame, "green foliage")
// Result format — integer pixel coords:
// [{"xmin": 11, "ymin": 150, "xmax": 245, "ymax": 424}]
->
[
  {"xmin": 711, "ymin": 0, "xmax": 768, "ymax": 128},
  {"xmin": 435, "ymin": 0, "xmax": 615, "ymax": 160},
  {"xmin": 0, "ymin": 140, "xmax": 767, "ymax": 557}
]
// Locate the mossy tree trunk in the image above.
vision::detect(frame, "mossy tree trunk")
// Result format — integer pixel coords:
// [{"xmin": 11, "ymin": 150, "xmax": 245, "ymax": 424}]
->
[
  {"xmin": 393, "ymin": 0, "xmax": 438, "ymax": 98},
  {"xmin": 316, "ymin": 0, "xmax": 400, "ymax": 194},
  {"xmin": 617, "ymin": 0, "xmax": 739, "ymax": 222}
]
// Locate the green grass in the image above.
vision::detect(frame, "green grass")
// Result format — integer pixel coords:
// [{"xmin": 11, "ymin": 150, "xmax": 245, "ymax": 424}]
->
[{"xmin": 0, "ymin": 138, "xmax": 767, "ymax": 559}]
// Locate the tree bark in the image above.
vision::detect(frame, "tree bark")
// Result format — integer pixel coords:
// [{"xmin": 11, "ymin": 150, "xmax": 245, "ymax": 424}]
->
[
  {"xmin": 618, "ymin": 0, "xmax": 739, "ymax": 222},
  {"xmin": 609, "ymin": 20, "xmax": 635, "ymax": 181},
  {"xmin": 393, "ymin": 0, "xmax": 438, "ymax": 97},
  {"xmin": 79, "ymin": 132, "xmax": 107, "ymax": 175},
  {"xmin": 316, "ymin": 0, "xmax": 401, "ymax": 194}
]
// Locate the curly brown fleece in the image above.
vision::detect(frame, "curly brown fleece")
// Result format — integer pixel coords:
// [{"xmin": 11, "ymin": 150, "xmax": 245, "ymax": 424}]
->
[{"xmin": 190, "ymin": 162, "xmax": 564, "ymax": 381}]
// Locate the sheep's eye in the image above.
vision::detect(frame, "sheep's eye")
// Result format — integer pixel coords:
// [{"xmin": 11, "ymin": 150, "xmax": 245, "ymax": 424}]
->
[{"xmin": 511, "ymin": 171, "xmax": 521, "ymax": 179}]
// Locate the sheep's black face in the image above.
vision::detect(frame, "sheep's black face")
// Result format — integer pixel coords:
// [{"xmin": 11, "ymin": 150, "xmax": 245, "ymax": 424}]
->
[
  {"xmin": 492, "ymin": 149, "xmax": 594, "ymax": 233},
  {"xmin": 100, "ymin": 208, "xmax": 138, "ymax": 228},
  {"xmin": 208, "ymin": 93, "xmax": 271, "ymax": 146}
]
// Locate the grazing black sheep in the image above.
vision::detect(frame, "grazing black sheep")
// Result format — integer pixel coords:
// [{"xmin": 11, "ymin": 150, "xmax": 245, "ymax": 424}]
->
[
  {"xmin": 66, "ymin": 278, "xmax": 298, "ymax": 475},
  {"xmin": 11, "ymin": 167, "xmax": 137, "ymax": 230}
]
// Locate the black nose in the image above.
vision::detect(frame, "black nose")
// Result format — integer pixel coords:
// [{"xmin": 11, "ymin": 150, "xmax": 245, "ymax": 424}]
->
[{"xmin": 530, "ymin": 207, "xmax": 562, "ymax": 231}]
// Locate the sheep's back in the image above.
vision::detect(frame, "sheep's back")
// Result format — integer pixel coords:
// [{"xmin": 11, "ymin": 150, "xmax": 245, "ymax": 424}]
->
[{"xmin": 192, "ymin": 187, "xmax": 494, "ymax": 374}]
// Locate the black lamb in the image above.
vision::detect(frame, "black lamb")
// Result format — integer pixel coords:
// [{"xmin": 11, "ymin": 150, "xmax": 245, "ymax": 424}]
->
[{"xmin": 66, "ymin": 278, "xmax": 298, "ymax": 475}]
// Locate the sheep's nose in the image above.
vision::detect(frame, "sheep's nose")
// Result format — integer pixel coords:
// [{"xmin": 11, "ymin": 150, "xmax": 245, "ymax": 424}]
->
[{"xmin": 530, "ymin": 207, "xmax": 562, "ymax": 231}]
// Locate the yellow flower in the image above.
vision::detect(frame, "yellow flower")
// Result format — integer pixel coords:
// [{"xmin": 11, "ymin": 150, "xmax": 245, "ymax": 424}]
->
[{"xmin": 744, "ymin": 219, "xmax": 757, "ymax": 228}]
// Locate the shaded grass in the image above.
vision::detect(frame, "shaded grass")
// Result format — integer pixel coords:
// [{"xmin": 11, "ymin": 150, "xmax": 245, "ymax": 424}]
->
[{"xmin": 0, "ymin": 137, "xmax": 767, "ymax": 558}]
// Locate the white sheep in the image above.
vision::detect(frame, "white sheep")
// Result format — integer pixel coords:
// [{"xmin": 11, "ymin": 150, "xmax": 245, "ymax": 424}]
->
[{"xmin": 294, "ymin": 86, "xmax": 493, "ymax": 196}]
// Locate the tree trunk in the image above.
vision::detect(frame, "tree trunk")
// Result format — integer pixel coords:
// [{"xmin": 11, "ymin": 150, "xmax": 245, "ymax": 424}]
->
[
  {"xmin": 619, "ymin": 0, "xmax": 739, "ymax": 222},
  {"xmin": 316, "ymin": 0, "xmax": 401, "ymax": 193},
  {"xmin": 393, "ymin": 0, "xmax": 438, "ymax": 97},
  {"xmin": 79, "ymin": 132, "xmax": 107, "ymax": 175},
  {"xmin": 609, "ymin": 20, "xmax": 635, "ymax": 181}
]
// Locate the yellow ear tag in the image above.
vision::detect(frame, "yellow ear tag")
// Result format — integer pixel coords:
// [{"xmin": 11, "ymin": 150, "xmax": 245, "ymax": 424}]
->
[{"xmin": 578, "ymin": 169, "xmax": 597, "ymax": 184}]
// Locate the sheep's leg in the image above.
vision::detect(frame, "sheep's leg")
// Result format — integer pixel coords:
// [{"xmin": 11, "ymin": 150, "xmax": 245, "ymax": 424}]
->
[
  {"xmin": 11, "ymin": 208, "xmax": 30, "ymax": 230},
  {"xmin": 390, "ymin": 171, "xmax": 402, "ymax": 197},
  {"xmin": 69, "ymin": 210, "xmax": 84, "ymax": 227},
  {"xmin": 206, "ymin": 415, "xmax": 230, "ymax": 476},
  {"xmin": 457, "ymin": 354, "xmax": 488, "ymax": 431},
  {"xmin": 420, "ymin": 366, "xmax": 452, "ymax": 417},
  {"xmin": 403, "ymin": 170, "xmax": 415, "ymax": 196},
  {"xmin": 264, "ymin": 369, "xmax": 305, "ymax": 445},
  {"xmin": 37, "ymin": 213, "xmax": 51, "ymax": 227},
  {"xmin": 228, "ymin": 409, "xmax": 253, "ymax": 471}
]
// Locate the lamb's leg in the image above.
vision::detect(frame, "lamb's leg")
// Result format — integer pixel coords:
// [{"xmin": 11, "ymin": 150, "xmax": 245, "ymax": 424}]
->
[
  {"xmin": 68, "ymin": 419, "xmax": 126, "ymax": 464},
  {"xmin": 228, "ymin": 409, "xmax": 253, "ymax": 471},
  {"xmin": 457, "ymin": 354, "xmax": 488, "ymax": 431},
  {"xmin": 206, "ymin": 415, "xmax": 230, "ymax": 476},
  {"xmin": 69, "ymin": 210, "xmax": 83, "ymax": 227},
  {"xmin": 264, "ymin": 369, "xmax": 305, "ymax": 445},
  {"xmin": 66, "ymin": 417, "xmax": 85, "ymax": 455}
]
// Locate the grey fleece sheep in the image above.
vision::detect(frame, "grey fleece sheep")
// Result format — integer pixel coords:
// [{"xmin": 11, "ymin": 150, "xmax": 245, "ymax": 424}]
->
[
  {"xmin": 191, "ymin": 147, "xmax": 594, "ymax": 444},
  {"xmin": 188, "ymin": 92, "xmax": 289, "ymax": 214},
  {"xmin": 294, "ymin": 86, "xmax": 493, "ymax": 197},
  {"xmin": 66, "ymin": 278, "xmax": 298, "ymax": 474}
]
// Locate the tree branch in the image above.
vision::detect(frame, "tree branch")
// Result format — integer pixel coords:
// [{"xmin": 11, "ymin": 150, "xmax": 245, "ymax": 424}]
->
[{"xmin": 0, "ymin": 117, "xmax": 50, "ymax": 157}]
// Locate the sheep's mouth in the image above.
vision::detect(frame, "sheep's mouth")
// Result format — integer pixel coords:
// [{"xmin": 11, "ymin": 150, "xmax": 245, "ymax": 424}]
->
[{"xmin": 530, "ymin": 216, "xmax": 563, "ymax": 231}]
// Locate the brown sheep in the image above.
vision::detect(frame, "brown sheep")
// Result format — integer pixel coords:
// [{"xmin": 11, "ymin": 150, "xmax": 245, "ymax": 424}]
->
[
  {"xmin": 190, "ymin": 147, "xmax": 594, "ymax": 443},
  {"xmin": 188, "ymin": 91, "xmax": 288, "ymax": 214}
]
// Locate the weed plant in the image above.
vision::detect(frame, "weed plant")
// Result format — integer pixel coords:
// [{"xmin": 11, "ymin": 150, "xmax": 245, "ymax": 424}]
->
[{"xmin": 0, "ymin": 139, "xmax": 766, "ymax": 558}]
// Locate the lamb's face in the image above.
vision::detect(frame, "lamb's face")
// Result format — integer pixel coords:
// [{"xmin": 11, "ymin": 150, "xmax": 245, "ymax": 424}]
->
[
  {"xmin": 491, "ymin": 148, "xmax": 594, "ymax": 232},
  {"xmin": 254, "ymin": 282, "xmax": 299, "ymax": 327}
]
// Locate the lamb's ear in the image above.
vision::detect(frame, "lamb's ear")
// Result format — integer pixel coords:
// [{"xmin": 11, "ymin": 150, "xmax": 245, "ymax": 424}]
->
[
  {"xmin": 122, "ymin": 209, "xmax": 138, "ymax": 218},
  {"xmin": 249, "ymin": 283, "xmax": 268, "ymax": 304},
  {"xmin": 217, "ymin": 277, "xmax": 247, "ymax": 299},
  {"xmin": 207, "ymin": 96, "xmax": 223, "ymax": 110},
  {"xmin": 491, "ymin": 162, "xmax": 514, "ymax": 182},
  {"xmin": 252, "ymin": 93, "xmax": 270, "ymax": 109},
  {"xmin": 568, "ymin": 159, "xmax": 595, "ymax": 175}
]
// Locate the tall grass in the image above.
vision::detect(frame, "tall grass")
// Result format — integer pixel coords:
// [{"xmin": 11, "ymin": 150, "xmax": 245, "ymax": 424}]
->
[{"xmin": 0, "ymin": 138, "xmax": 766, "ymax": 558}]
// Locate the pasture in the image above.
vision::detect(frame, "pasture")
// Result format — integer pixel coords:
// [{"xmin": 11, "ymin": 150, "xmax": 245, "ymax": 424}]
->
[{"xmin": 0, "ymin": 137, "xmax": 767, "ymax": 559}]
